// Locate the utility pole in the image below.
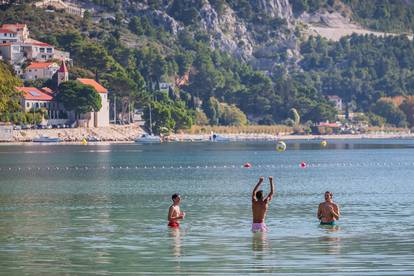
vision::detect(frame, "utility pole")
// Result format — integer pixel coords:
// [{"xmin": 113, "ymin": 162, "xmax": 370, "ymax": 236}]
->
[
  {"xmin": 113, "ymin": 94, "xmax": 116, "ymax": 124},
  {"xmin": 128, "ymin": 101, "xmax": 131, "ymax": 124}
]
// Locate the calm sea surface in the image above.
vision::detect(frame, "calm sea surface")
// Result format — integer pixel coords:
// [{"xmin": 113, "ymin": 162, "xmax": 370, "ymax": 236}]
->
[{"xmin": 0, "ymin": 140, "xmax": 414, "ymax": 275}]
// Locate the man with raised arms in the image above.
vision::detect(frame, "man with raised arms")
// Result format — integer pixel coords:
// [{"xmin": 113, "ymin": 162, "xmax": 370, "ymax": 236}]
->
[
  {"xmin": 252, "ymin": 176, "xmax": 275, "ymax": 233},
  {"xmin": 317, "ymin": 191, "xmax": 340, "ymax": 226},
  {"xmin": 168, "ymin": 193, "xmax": 185, "ymax": 228}
]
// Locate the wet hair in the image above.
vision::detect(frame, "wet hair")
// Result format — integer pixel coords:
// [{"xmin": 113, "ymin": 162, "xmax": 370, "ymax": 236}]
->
[
  {"xmin": 325, "ymin": 191, "xmax": 333, "ymax": 197},
  {"xmin": 256, "ymin": 190, "xmax": 264, "ymax": 200},
  {"xmin": 172, "ymin": 193, "xmax": 180, "ymax": 200}
]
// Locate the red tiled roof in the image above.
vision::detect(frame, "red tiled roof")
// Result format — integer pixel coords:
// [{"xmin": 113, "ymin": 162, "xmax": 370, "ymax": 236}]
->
[
  {"xmin": 0, "ymin": 28, "xmax": 16, "ymax": 34},
  {"xmin": 77, "ymin": 78, "xmax": 108, "ymax": 93},
  {"xmin": 25, "ymin": 39, "xmax": 51, "ymax": 47},
  {"xmin": 26, "ymin": 62, "xmax": 57, "ymax": 70},
  {"xmin": 0, "ymin": 43, "xmax": 12, "ymax": 47},
  {"xmin": 2, "ymin": 24, "xmax": 27, "ymax": 29},
  {"xmin": 40, "ymin": 87, "xmax": 55, "ymax": 96},
  {"xmin": 318, "ymin": 122, "xmax": 340, "ymax": 128},
  {"xmin": 16, "ymin": 87, "xmax": 53, "ymax": 101}
]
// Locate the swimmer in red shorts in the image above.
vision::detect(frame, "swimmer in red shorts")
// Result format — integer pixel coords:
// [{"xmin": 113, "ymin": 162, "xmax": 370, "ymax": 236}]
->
[{"xmin": 168, "ymin": 193, "xmax": 185, "ymax": 228}]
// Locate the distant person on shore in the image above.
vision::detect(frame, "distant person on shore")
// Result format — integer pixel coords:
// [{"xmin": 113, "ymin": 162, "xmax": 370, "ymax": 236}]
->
[
  {"xmin": 168, "ymin": 193, "xmax": 185, "ymax": 228},
  {"xmin": 317, "ymin": 191, "xmax": 340, "ymax": 226},
  {"xmin": 252, "ymin": 176, "xmax": 275, "ymax": 233}
]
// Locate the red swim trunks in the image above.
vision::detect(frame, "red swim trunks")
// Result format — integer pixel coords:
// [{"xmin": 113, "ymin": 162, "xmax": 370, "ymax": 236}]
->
[{"xmin": 168, "ymin": 221, "xmax": 180, "ymax": 228}]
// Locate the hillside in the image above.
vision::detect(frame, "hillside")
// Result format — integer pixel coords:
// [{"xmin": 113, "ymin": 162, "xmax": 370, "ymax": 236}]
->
[{"xmin": 1, "ymin": 0, "xmax": 414, "ymax": 132}]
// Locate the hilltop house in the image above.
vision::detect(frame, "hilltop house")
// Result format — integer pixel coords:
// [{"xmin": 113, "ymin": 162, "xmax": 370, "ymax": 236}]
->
[
  {"xmin": 17, "ymin": 62, "xmax": 110, "ymax": 127},
  {"xmin": 0, "ymin": 28, "xmax": 19, "ymax": 44},
  {"xmin": 23, "ymin": 62, "xmax": 60, "ymax": 80},
  {"xmin": 0, "ymin": 23, "xmax": 70, "ymax": 75},
  {"xmin": 327, "ymin": 95, "xmax": 343, "ymax": 112},
  {"xmin": 34, "ymin": 0, "xmax": 85, "ymax": 17}
]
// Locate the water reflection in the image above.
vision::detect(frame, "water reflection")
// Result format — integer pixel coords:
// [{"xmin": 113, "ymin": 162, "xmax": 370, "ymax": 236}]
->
[
  {"xmin": 319, "ymin": 225, "xmax": 341, "ymax": 255},
  {"xmin": 252, "ymin": 232, "xmax": 269, "ymax": 253},
  {"xmin": 169, "ymin": 227, "xmax": 182, "ymax": 258}
]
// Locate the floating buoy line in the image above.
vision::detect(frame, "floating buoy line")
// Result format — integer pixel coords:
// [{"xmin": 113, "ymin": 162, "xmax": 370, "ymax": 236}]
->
[{"xmin": 0, "ymin": 161, "xmax": 413, "ymax": 173}]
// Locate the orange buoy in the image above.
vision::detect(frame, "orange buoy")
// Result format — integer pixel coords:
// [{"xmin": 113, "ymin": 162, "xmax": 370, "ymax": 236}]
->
[{"xmin": 244, "ymin": 163, "xmax": 252, "ymax": 168}]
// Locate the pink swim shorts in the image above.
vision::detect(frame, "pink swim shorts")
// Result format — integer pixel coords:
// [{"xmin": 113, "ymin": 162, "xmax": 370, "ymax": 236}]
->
[{"xmin": 252, "ymin": 222, "xmax": 268, "ymax": 233}]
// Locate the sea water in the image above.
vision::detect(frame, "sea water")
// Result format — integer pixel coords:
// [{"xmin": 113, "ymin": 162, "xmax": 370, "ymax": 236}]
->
[{"xmin": 0, "ymin": 140, "xmax": 413, "ymax": 275}]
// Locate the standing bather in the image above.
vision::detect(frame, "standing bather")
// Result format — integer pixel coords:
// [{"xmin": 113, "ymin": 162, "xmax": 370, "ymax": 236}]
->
[
  {"xmin": 317, "ymin": 191, "xmax": 340, "ymax": 226},
  {"xmin": 252, "ymin": 176, "xmax": 275, "ymax": 232},
  {"xmin": 168, "ymin": 193, "xmax": 185, "ymax": 228}
]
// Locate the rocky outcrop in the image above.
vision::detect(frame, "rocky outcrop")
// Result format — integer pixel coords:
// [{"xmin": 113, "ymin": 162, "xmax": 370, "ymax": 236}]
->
[
  {"xmin": 148, "ymin": 9, "xmax": 181, "ymax": 35},
  {"xmin": 254, "ymin": 0, "xmax": 293, "ymax": 22},
  {"xmin": 199, "ymin": 2, "xmax": 254, "ymax": 60}
]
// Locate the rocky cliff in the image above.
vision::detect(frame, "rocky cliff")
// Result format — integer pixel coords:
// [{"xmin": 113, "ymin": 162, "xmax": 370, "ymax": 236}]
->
[{"xmin": 80, "ymin": 0, "xmax": 301, "ymax": 71}]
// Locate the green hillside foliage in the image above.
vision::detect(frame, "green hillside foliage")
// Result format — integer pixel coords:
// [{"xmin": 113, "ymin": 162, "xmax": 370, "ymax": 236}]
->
[
  {"xmin": 0, "ymin": 61, "xmax": 22, "ymax": 114},
  {"xmin": 300, "ymin": 34, "xmax": 414, "ymax": 127},
  {"xmin": 342, "ymin": 0, "xmax": 414, "ymax": 32},
  {"xmin": 3, "ymin": 1, "xmax": 414, "ymax": 130},
  {"xmin": 289, "ymin": 0, "xmax": 414, "ymax": 32}
]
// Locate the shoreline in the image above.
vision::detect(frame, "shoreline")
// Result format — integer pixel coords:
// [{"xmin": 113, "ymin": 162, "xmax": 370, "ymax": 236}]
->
[{"xmin": 1, "ymin": 131, "xmax": 413, "ymax": 145}]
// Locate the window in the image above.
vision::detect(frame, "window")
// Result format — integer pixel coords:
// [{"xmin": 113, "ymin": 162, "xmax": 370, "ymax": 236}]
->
[
  {"xmin": 41, "ymin": 55, "xmax": 46, "ymax": 59},
  {"xmin": 47, "ymin": 48, "xmax": 52, "ymax": 53},
  {"xmin": 40, "ymin": 48, "xmax": 45, "ymax": 53},
  {"xmin": 35, "ymin": 103, "xmax": 39, "ymax": 108},
  {"xmin": 26, "ymin": 102, "xmax": 30, "ymax": 108}
]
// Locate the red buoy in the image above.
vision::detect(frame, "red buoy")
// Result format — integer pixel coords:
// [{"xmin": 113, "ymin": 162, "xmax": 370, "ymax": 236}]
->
[
  {"xmin": 244, "ymin": 163, "xmax": 252, "ymax": 168},
  {"xmin": 300, "ymin": 162, "xmax": 307, "ymax": 168}
]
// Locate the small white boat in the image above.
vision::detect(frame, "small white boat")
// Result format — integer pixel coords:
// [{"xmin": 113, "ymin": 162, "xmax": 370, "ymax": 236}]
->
[
  {"xmin": 210, "ymin": 134, "xmax": 230, "ymax": 142},
  {"xmin": 135, "ymin": 133, "xmax": 162, "ymax": 143},
  {"xmin": 86, "ymin": 136, "xmax": 101, "ymax": 142},
  {"xmin": 32, "ymin": 136, "xmax": 62, "ymax": 143}
]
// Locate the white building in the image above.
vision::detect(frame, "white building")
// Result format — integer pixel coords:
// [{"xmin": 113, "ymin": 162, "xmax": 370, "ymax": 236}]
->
[
  {"xmin": 327, "ymin": 95, "xmax": 343, "ymax": 112},
  {"xmin": 76, "ymin": 78, "xmax": 110, "ymax": 127},
  {"xmin": 0, "ymin": 24, "xmax": 70, "ymax": 67},
  {"xmin": 0, "ymin": 24, "xmax": 29, "ymax": 42},
  {"xmin": 0, "ymin": 28, "xmax": 18, "ymax": 44},
  {"xmin": 34, "ymin": 0, "xmax": 85, "ymax": 17},
  {"xmin": 16, "ymin": 62, "xmax": 110, "ymax": 127},
  {"xmin": 23, "ymin": 62, "xmax": 59, "ymax": 80},
  {"xmin": 17, "ymin": 86, "xmax": 54, "ymax": 112}
]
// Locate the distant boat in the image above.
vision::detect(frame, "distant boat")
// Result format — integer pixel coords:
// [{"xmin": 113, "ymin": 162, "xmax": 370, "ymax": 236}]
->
[
  {"xmin": 210, "ymin": 134, "xmax": 230, "ymax": 142},
  {"xmin": 32, "ymin": 136, "xmax": 62, "ymax": 143},
  {"xmin": 135, "ymin": 133, "xmax": 161, "ymax": 143},
  {"xmin": 86, "ymin": 136, "xmax": 101, "ymax": 142},
  {"xmin": 135, "ymin": 103, "xmax": 162, "ymax": 144}
]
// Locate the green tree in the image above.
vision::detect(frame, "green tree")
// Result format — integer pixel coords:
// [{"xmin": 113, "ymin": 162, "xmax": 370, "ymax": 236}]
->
[
  {"xmin": 399, "ymin": 97, "xmax": 414, "ymax": 127},
  {"xmin": 128, "ymin": 16, "xmax": 144, "ymax": 35},
  {"xmin": 220, "ymin": 104, "xmax": 248, "ymax": 126},
  {"xmin": 57, "ymin": 81, "xmax": 102, "ymax": 124},
  {"xmin": 371, "ymin": 100, "xmax": 407, "ymax": 127},
  {"xmin": 0, "ymin": 61, "xmax": 22, "ymax": 115},
  {"xmin": 79, "ymin": 43, "xmax": 112, "ymax": 81}
]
